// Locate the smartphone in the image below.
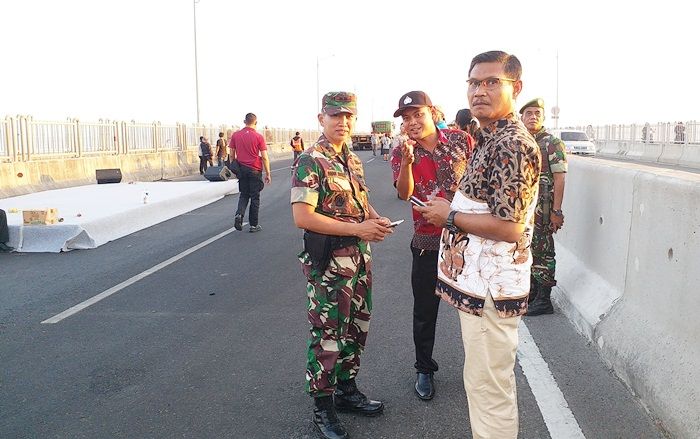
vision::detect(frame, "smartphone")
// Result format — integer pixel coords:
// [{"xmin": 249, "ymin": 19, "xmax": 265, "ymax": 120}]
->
[
  {"xmin": 409, "ymin": 196, "xmax": 426, "ymax": 207},
  {"xmin": 388, "ymin": 219, "xmax": 404, "ymax": 228}
]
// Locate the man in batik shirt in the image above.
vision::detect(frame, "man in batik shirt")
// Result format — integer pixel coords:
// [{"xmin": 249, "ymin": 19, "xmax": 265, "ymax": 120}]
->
[{"xmin": 416, "ymin": 51, "xmax": 540, "ymax": 439}]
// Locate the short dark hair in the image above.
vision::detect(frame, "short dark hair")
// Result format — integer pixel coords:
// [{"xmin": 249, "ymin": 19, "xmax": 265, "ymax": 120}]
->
[
  {"xmin": 468, "ymin": 51, "xmax": 522, "ymax": 80},
  {"xmin": 199, "ymin": 136, "xmax": 204, "ymax": 141},
  {"xmin": 244, "ymin": 113, "xmax": 257, "ymax": 124},
  {"xmin": 218, "ymin": 132, "xmax": 224, "ymax": 137},
  {"xmin": 455, "ymin": 108, "xmax": 473, "ymax": 129},
  {"xmin": 295, "ymin": 131, "xmax": 300, "ymax": 136}
]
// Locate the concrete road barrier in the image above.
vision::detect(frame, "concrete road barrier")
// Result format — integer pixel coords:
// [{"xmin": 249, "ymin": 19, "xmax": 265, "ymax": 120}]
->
[
  {"xmin": 0, "ymin": 151, "xmax": 200, "ymax": 198},
  {"xmin": 554, "ymin": 156, "xmax": 700, "ymax": 439},
  {"xmin": 678, "ymin": 144, "xmax": 700, "ymax": 169}
]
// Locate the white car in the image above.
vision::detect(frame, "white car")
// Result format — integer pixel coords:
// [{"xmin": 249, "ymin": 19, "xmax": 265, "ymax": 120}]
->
[{"xmin": 552, "ymin": 129, "xmax": 596, "ymax": 156}]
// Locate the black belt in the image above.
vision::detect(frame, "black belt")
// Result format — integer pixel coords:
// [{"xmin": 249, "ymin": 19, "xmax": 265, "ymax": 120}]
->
[
  {"xmin": 329, "ymin": 235, "xmax": 360, "ymax": 250},
  {"xmin": 303, "ymin": 231, "xmax": 360, "ymax": 273}
]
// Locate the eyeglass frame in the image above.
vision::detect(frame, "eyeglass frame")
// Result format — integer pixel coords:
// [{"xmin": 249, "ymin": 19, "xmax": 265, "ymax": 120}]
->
[{"xmin": 466, "ymin": 76, "xmax": 518, "ymax": 91}]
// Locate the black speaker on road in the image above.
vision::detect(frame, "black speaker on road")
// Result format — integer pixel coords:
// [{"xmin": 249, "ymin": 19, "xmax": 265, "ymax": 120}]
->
[
  {"xmin": 96, "ymin": 168, "xmax": 122, "ymax": 184},
  {"xmin": 204, "ymin": 165, "xmax": 232, "ymax": 182}
]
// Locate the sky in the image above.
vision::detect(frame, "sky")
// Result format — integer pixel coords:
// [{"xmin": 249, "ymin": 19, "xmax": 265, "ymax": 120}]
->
[{"xmin": 1, "ymin": 0, "xmax": 696, "ymax": 132}]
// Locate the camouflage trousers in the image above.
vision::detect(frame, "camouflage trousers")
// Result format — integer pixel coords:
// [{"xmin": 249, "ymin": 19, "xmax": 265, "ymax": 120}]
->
[
  {"xmin": 300, "ymin": 241, "xmax": 372, "ymax": 397},
  {"xmin": 531, "ymin": 208, "xmax": 557, "ymax": 287}
]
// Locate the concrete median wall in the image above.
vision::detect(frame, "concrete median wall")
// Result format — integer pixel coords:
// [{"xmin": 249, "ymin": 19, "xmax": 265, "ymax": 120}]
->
[
  {"xmin": 0, "ymin": 151, "xmax": 200, "ymax": 198},
  {"xmin": 554, "ymin": 156, "xmax": 700, "ymax": 439},
  {"xmin": 0, "ymin": 142, "xmax": 291, "ymax": 198},
  {"xmin": 597, "ymin": 139, "xmax": 700, "ymax": 171}
]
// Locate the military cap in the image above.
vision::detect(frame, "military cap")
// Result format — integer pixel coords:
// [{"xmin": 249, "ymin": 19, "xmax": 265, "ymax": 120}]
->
[
  {"xmin": 393, "ymin": 91, "xmax": 433, "ymax": 117},
  {"xmin": 519, "ymin": 97, "xmax": 545, "ymax": 114},
  {"xmin": 322, "ymin": 92, "xmax": 357, "ymax": 116}
]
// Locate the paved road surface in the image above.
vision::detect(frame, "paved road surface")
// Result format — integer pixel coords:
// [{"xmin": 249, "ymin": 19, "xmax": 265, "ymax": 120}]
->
[{"xmin": 0, "ymin": 151, "xmax": 667, "ymax": 438}]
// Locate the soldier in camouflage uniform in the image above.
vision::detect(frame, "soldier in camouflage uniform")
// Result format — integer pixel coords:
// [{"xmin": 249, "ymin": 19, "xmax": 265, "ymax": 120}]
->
[
  {"xmin": 291, "ymin": 92, "xmax": 393, "ymax": 439},
  {"xmin": 520, "ymin": 98, "xmax": 568, "ymax": 316}
]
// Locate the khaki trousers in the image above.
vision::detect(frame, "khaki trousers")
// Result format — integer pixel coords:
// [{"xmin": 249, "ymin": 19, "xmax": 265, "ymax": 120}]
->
[{"xmin": 458, "ymin": 294, "xmax": 521, "ymax": 439}]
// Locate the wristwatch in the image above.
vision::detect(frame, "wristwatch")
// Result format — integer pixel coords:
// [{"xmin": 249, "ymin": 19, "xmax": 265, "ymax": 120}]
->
[
  {"xmin": 552, "ymin": 209, "xmax": 564, "ymax": 217},
  {"xmin": 445, "ymin": 211, "xmax": 460, "ymax": 234}
]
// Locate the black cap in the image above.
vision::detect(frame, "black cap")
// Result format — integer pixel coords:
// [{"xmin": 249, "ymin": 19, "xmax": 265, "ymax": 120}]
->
[{"xmin": 393, "ymin": 91, "xmax": 433, "ymax": 117}]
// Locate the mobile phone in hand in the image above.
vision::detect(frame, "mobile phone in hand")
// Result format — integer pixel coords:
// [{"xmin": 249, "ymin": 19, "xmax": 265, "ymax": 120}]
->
[
  {"xmin": 388, "ymin": 219, "xmax": 404, "ymax": 228},
  {"xmin": 409, "ymin": 196, "xmax": 426, "ymax": 207}
]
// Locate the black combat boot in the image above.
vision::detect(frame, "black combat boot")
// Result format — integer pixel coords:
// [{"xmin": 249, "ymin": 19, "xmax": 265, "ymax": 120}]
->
[
  {"xmin": 0, "ymin": 242, "xmax": 14, "ymax": 252},
  {"xmin": 312, "ymin": 395, "xmax": 348, "ymax": 439},
  {"xmin": 528, "ymin": 278, "xmax": 540, "ymax": 303},
  {"xmin": 334, "ymin": 378, "xmax": 384, "ymax": 416},
  {"xmin": 527, "ymin": 286, "xmax": 554, "ymax": 316}
]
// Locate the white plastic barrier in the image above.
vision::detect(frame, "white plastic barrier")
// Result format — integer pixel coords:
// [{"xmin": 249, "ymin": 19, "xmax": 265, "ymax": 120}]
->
[{"xmin": 554, "ymin": 157, "xmax": 700, "ymax": 439}]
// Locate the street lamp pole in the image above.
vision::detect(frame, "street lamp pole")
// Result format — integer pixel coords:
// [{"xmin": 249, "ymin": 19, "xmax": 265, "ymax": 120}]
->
[
  {"xmin": 315, "ymin": 54, "xmax": 335, "ymax": 129},
  {"xmin": 193, "ymin": 0, "xmax": 201, "ymax": 124}
]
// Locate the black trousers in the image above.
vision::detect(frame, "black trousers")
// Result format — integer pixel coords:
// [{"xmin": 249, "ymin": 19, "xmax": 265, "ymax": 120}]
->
[
  {"xmin": 0, "ymin": 209, "xmax": 9, "ymax": 243},
  {"xmin": 411, "ymin": 246, "xmax": 440, "ymax": 373},
  {"xmin": 236, "ymin": 164, "xmax": 264, "ymax": 227},
  {"xmin": 199, "ymin": 156, "xmax": 210, "ymax": 174}
]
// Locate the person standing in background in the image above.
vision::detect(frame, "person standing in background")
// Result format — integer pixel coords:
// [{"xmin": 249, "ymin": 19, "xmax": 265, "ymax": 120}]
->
[
  {"xmin": 0, "ymin": 209, "xmax": 14, "ymax": 252},
  {"xmin": 380, "ymin": 133, "xmax": 391, "ymax": 161},
  {"xmin": 290, "ymin": 131, "xmax": 305, "ymax": 163},
  {"xmin": 229, "ymin": 113, "xmax": 271, "ymax": 233},
  {"xmin": 520, "ymin": 98, "xmax": 567, "ymax": 315},
  {"xmin": 199, "ymin": 136, "xmax": 212, "ymax": 175},
  {"xmin": 215, "ymin": 132, "xmax": 228, "ymax": 167}
]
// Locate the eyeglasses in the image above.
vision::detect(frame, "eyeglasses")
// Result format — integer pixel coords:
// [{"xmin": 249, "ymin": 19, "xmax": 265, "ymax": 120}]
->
[{"xmin": 466, "ymin": 77, "xmax": 517, "ymax": 91}]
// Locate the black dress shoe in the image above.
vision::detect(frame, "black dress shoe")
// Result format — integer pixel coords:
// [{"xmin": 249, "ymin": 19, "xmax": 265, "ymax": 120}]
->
[
  {"xmin": 0, "ymin": 242, "xmax": 14, "ymax": 253},
  {"xmin": 415, "ymin": 373, "xmax": 435, "ymax": 400},
  {"xmin": 334, "ymin": 379, "xmax": 384, "ymax": 416},
  {"xmin": 313, "ymin": 396, "xmax": 348, "ymax": 439}
]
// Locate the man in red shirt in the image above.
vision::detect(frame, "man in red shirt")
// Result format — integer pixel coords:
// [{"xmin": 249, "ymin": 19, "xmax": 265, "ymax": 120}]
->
[
  {"xmin": 229, "ymin": 113, "xmax": 271, "ymax": 233},
  {"xmin": 391, "ymin": 91, "xmax": 473, "ymax": 401}
]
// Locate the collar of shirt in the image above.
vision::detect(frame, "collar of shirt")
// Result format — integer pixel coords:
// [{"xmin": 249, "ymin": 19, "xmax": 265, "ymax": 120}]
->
[
  {"xmin": 478, "ymin": 112, "xmax": 521, "ymax": 140},
  {"xmin": 315, "ymin": 134, "xmax": 351, "ymax": 161},
  {"xmin": 415, "ymin": 129, "xmax": 449, "ymax": 151}
]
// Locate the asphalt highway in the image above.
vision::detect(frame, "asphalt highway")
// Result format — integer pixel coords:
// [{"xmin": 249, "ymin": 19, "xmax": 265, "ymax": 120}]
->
[{"xmin": 0, "ymin": 151, "xmax": 667, "ymax": 438}]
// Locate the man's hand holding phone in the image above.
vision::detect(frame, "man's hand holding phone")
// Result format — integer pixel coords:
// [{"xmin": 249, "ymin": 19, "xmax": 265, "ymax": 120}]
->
[{"xmin": 409, "ymin": 196, "xmax": 426, "ymax": 207}]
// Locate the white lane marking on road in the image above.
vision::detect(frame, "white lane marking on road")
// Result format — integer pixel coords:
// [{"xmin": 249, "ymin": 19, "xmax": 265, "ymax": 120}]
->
[
  {"xmin": 41, "ymin": 224, "xmax": 247, "ymax": 324},
  {"xmin": 271, "ymin": 166, "xmax": 291, "ymax": 172},
  {"xmin": 366, "ymin": 158, "xmax": 376, "ymax": 163},
  {"xmin": 518, "ymin": 322, "xmax": 586, "ymax": 439}
]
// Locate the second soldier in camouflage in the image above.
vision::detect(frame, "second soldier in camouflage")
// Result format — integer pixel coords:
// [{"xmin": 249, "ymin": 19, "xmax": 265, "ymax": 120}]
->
[{"xmin": 520, "ymin": 98, "xmax": 568, "ymax": 316}]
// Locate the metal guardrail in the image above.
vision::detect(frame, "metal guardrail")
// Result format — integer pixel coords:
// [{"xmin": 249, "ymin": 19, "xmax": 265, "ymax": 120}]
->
[
  {"xmin": 1, "ymin": 115, "xmax": 322, "ymax": 162},
  {"xmin": 574, "ymin": 121, "xmax": 699, "ymax": 145}
]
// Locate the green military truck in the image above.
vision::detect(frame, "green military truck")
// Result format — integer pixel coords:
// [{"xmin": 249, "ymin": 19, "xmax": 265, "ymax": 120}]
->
[
  {"xmin": 351, "ymin": 133, "xmax": 372, "ymax": 150},
  {"xmin": 351, "ymin": 121, "xmax": 394, "ymax": 150},
  {"xmin": 371, "ymin": 120, "xmax": 393, "ymax": 134}
]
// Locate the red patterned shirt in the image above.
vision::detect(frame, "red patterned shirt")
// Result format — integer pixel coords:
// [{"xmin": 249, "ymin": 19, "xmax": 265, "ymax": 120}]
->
[{"xmin": 391, "ymin": 129, "xmax": 473, "ymax": 250}]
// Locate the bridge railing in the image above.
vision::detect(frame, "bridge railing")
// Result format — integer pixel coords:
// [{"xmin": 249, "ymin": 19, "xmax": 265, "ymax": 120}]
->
[
  {"xmin": 571, "ymin": 121, "xmax": 700, "ymax": 169},
  {"xmin": 574, "ymin": 121, "xmax": 698, "ymax": 145},
  {"xmin": 1, "ymin": 115, "xmax": 322, "ymax": 162}
]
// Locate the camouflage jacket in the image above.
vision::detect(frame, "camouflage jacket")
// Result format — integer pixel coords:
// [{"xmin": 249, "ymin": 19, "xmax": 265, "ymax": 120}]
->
[
  {"xmin": 533, "ymin": 127, "xmax": 567, "ymax": 190},
  {"xmin": 290, "ymin": 134, "xmax": 370, "ymax": 223}
]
